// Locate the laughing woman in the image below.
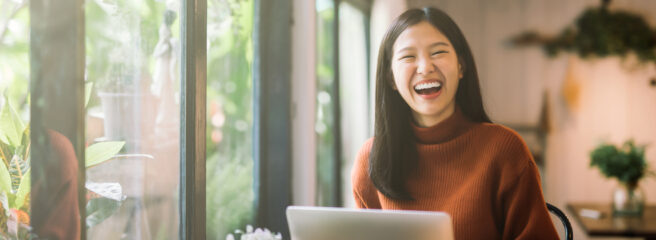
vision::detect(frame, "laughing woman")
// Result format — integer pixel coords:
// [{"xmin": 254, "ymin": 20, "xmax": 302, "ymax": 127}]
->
[{"xmin": 351, "ymin": 7, "xmax": 558, "ymax": 240}]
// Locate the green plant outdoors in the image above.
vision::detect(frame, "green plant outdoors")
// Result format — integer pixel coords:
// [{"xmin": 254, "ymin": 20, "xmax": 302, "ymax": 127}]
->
[
  {"xmin": 0, "ymin": 97, "xmax": 125, "ymax": 238},
  {"xmin": 590, "ymin": 140, "xmax": 656, "ymax": 188},
  {"xmin": 205, "ymin": 0, "xmax": 255, "ymax": 238}
]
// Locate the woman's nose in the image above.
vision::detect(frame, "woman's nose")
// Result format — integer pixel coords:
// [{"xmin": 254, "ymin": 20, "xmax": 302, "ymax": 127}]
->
[{"xmin": 416, "ymin": 57, "xmax": 435, "ymax": 75}]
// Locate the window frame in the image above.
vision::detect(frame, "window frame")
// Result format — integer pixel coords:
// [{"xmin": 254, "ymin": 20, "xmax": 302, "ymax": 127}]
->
[
  {"xmin": 318, "ymin": 0, "xmax": 373, "ymax": 208},
  {"xmin": 29, "ymin": 0, "xmax": 87, "ymax": 238},
  {"xmin": 180, "ymin": 0, "xmax": 207, "ymax": 238},
  {"xmin": 253, "ymin": 0, "xmax": 293, "ymax": 237}
]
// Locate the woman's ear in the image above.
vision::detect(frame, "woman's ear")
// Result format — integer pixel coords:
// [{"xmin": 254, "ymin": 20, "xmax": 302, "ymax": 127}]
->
[{"xmin": 458, "ymin": 63, "xmax": 464, "ymax": 79}]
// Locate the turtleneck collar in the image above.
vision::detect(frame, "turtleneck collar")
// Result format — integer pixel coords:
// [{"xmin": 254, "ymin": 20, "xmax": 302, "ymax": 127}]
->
[{"xmin": 411, "ymin": 107, "xmax": 476, "ymax": 144}]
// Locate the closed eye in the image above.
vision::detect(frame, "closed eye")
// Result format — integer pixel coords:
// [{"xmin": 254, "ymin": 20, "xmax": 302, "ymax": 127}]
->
[
  {"xmin": 432, "ymin": 50, "xmax": 448, "ymax": 56},
  {"xmin": 399, "ymin": 55, "xmax": 415, "ymax": 60}
]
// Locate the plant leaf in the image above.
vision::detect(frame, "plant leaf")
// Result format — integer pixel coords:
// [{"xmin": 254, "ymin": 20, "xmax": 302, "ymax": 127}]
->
[
  {"xmin": 0, "ymin": 140, "xmax": 11, "ymax": 166},
  {"xmin": 0, "ymin": 192, "xmax": 9, "ymax": 217},
  {"xmin": 85, "ymin": 141, "xmax": 125, "ymax": 168},
  {"xmin": 8, "ymin": 154, "xmax": 29, "ymax": 191},
  {"xmin": 0, "ymin": 98, "xmax": 25, "ymax": 147},
  {"xmin": 0, "ymin": 161, "xmax": 12, "ymax": 194},
  {"xmin": 13, "ymin": 170, "xmax": 29, "ymax": 210},
  {"xmin": 85, "ymin": 197, "xmax": 123, "ymax": 228}
]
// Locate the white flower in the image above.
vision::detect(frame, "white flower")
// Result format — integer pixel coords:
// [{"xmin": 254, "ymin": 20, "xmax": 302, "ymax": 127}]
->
[
  {"xmin": 226, "ymin": 225, "xmax": 282, "ymax": 240},
  {"xmin": 226, "ymin": 234, "xmax": 235, "ymax": 240}
]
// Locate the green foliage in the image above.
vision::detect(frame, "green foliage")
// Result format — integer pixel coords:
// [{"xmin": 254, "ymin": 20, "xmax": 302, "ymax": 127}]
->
[
  {"xmin": 0, "ymin": 1, "xmax": 30, "ymax": 119},
  {"xmin": 0, "ymin": 99, "xmax": 30, "ymax": 211},
  {"xmin": 538, "ymin": 6, "xmax": 656, "ymax": 63},
  {"xmin": 206, "ymin": 0, "xmax": 256, "ymax": 238},
  {"xmin": 590, "ymin": 140, "xmax": 649, "ymax": 185},
  {"xmin": 85, "ymin": 141, "xmax": 126, "ymax": 168},
  {"xmin": 0, "ymin": 91, "xmax": 125, "ymax": 234},
  {"xmin": 0, "ymin": 97, "xmax": 25, "ymax": 147},
  {"xmin": 315, "ymin": 5, "xmax": 337, "ymax": 207},
  {"xmin": 0, "ymin": 161, "xmax": 11, "ymax": 196}
]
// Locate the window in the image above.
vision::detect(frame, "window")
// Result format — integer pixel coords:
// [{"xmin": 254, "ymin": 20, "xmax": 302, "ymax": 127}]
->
[
  {"xmin": 315, "ymin": 0, "xmax": 371, "ymax": 208},
  {"xmin": 85, "ymin": 0, "xmax": 181, "ymax": 238},
  {"xmin": 206, "ymin": 0, "xmax": 255, "ymax": 238},
  {"xmin": 5, "ymin": 0, "xmax": 297, "ymax": 238}
]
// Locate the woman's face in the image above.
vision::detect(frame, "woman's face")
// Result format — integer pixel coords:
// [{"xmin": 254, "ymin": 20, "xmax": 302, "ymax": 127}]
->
[{"xmin": 391, "ymin": 21, "xmax": 462, "ymax": 127}]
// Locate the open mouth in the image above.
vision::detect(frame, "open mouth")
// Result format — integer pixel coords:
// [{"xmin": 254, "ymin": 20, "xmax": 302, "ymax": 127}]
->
[{"xmin": 413, "ymin": 81, "xmax": 443, "ymax": 95}]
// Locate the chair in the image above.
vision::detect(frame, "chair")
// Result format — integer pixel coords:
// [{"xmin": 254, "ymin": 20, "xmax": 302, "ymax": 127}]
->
[{"xmin": 547, "ymin": 203, "xmax": 573, "ymax": 240}]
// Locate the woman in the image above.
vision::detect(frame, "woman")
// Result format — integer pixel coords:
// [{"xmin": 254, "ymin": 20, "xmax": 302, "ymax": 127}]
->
[{"xmin": 351, "ymin": 7, "xmax": 558, "ymax": 239}]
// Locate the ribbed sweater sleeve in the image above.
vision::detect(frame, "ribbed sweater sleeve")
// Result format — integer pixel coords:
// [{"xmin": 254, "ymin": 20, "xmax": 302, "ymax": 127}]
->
[
  {"xmin": 495, "ymin": 133, "xmax": 558, "ymax": 240},
  {"xmin": 351, "ymin": 138, "xmax": 381, "ymax": 209},
  {"xmin": 500, "ymin": 160, "xmax": 557, "ymax": 239}
]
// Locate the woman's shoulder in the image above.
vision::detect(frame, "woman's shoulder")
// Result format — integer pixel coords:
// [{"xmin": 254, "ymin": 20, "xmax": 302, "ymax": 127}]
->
[
  {"xmin": 352, "ymin": 138, "xmax": 374, "ymax": 185},
  {"xmin": 472, "ymin": 122, "xmax": 528, "ymax": 148},
  {"xmin": 471, "ymin": 122, "xmax": 535, "ymax": 172},
  {"xmin": 353, "ymin": 137, "xmax": 374, "ymax": 170}
]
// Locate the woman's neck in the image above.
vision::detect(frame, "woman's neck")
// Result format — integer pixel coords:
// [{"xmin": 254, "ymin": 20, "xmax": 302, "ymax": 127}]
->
[{"xmin": 411, "ymin": 103, "xmax": 456, "ymax": 128}]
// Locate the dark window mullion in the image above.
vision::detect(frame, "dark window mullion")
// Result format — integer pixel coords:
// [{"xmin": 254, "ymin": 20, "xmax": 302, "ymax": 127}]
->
[
  {"xmin": 180, "ymin": 0, "xmax": 207, "ymax": 238},
  {"xmin": 254, "ymin": 0, "xmax": 293, "ymax": 237},
  {"xmin": 30, "ymin": 0, "xmax": 86, "ymax": 238}
]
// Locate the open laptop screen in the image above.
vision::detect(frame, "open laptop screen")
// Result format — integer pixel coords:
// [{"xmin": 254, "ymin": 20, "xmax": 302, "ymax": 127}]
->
[{"xmin": 286, "ymin": 206, "xmax": 454, "ymax": 240}]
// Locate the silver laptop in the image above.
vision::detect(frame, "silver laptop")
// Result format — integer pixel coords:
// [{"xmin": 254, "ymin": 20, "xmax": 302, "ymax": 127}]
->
[{"xmin": 286, "ymin": 206, "xmax": 454, "ymax": 240}]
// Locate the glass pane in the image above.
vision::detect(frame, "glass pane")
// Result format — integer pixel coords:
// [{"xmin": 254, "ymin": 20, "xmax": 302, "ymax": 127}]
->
[
  {"xmin": 206, "ymin": 0, "xmax": 255, "ymax": 238},
  {"xmin": 315, "ymin": 0, "xmax": 337, "ymax": 207},
  {"xmin": 85, "ymin": 0, "xmax": 181, "ymax": 238},
  {"xmin": 0, "ymin": 0, "xmax": 31, "ymax": 237},
  {"xmin": 338, "ymin": 2, "xmax": 369, "ymax": 208}
]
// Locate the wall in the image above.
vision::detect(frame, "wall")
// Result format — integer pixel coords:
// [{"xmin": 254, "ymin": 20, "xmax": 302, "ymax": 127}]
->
[
  {"xmin": 407, "ymin": 0, "xmax": 656, "ymax": 239},
  {"xmin": 292, "ymin": 0, "xmax": 317, "ymax": 206}
]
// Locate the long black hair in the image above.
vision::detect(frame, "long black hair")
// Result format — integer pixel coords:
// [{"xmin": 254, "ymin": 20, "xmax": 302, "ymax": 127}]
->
[{"xmin": 369, "ymin": 7, "xmax": 491, "ymax": 200}]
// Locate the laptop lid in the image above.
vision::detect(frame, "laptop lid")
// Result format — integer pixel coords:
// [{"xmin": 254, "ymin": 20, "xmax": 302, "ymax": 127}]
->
[{"xmin": 286, "ymin": 206, "xmax": 454, "ymax": 240}]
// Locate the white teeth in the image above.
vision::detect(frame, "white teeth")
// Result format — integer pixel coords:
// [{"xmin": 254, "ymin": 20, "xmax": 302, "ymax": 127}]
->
[{"xmin": 414, "ymin": 82, "xmax": 442, "ymax": 91}]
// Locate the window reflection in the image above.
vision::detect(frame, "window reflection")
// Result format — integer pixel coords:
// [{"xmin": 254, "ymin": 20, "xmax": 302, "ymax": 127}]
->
[{"xmin": 85, "ymin": 0, "xmax": 181, "ymax": 238}]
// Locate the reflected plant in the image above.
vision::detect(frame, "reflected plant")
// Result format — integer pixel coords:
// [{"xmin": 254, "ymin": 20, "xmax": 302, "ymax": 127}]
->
[{"xmin": 0, "ymin": 95, "xmax": 126, "ymax": 238}]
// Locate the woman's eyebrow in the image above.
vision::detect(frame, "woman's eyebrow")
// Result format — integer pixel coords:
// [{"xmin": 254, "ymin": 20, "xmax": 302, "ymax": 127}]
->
[
  {"xmin": 429, "ymin": 42, "xmax": 450, "ymax": 48},
  {"xmin": 395, "ymin": 46, "xmax": 415, "ymax": 54},
  {"xmin": 395, "ymin": 42, "xmax": 450, "ymax": 54}
]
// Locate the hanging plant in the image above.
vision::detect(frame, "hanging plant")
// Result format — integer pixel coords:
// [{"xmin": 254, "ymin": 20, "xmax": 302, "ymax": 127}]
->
[{"xmin": 510, "ymin": 0, "xmax": 656, "ymax": 64}]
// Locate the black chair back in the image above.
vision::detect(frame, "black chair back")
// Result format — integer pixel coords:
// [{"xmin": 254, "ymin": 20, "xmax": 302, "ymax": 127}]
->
[{"xmin": 547, "ymin": 203, "xmax": 573, "ymax": 240}]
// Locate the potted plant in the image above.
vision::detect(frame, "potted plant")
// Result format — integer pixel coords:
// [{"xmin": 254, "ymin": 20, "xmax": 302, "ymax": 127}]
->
[{"xmin": 590, "ymin": 140, "xmax": 654, "ymax": 216}]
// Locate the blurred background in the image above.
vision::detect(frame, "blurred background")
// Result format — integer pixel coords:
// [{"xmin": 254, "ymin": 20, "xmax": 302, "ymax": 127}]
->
[{"xmin": 1, "ymin": 0, "xmax": 655, "ymax": 239}]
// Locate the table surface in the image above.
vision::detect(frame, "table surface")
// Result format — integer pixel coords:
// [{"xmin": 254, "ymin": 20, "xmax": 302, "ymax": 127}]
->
[{"xmin": 567, "ymin": 203, "xmax": 656, "ymax": 239}]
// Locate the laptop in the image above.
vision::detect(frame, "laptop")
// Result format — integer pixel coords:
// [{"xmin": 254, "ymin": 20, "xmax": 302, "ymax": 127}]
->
[{"xmin": 286, "ymin": 206, "xmax": 454, "ymax": 240}]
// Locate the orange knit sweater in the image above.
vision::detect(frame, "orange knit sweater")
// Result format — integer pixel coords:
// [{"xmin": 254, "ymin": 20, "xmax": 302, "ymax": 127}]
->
[{"xmin": 351, "ymin": 109, "xmax": 558, "ymax": 240}]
